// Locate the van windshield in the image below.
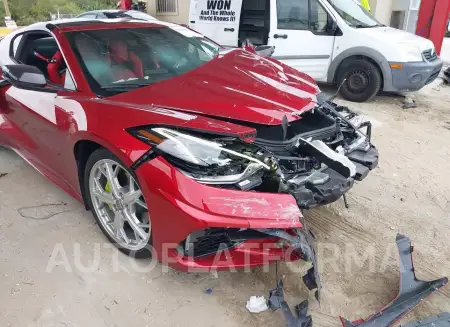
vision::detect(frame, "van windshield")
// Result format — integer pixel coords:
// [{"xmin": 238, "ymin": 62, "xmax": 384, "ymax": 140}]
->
[{"xmin": 328, "ymin": 0, "xmax": 384, "ymax": 28}]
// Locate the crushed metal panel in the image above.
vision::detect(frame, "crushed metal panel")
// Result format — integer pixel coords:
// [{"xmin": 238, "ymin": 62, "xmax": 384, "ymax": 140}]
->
[{"xmin": 340, "ymin": 234, "xmax": 448, "ymax": 327}]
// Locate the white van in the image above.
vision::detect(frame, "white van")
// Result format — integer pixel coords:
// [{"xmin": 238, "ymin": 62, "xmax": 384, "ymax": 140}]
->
[{"xmin": 189, "ymin": 0, "xmax": 443, "ymax": 102}]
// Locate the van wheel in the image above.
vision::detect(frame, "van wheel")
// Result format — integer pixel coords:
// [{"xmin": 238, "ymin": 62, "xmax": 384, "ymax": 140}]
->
[{"xmin": 337, "ymin": 59, "xmax": 382, "ymax": 102}]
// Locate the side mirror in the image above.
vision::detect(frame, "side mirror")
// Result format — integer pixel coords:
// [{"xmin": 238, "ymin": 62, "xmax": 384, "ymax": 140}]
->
[
  {"xmin": 330, "ymin": 20, "xmax": 338, "ymax": 35},
  {"xmin": 1, "ymin": 64, "xmax": 47, "ymax": 90},
  {"xmin": 254, "ymin": 45, "xmax": 275, "ymax": 57}
]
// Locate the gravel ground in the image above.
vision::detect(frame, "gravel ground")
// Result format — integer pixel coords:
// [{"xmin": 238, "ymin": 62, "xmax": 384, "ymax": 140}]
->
[{"xmin": 1, "ymin": 83, "xmax": 450, "ymax": 327}]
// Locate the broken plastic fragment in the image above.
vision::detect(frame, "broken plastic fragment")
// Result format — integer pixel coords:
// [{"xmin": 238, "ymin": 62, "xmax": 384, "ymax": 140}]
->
[
  {"xmin": 246, "ymin": 296, "xmax": 269, "ymax": 313},
  {"xmin": 404, "ymin": 312, "xmax": 450, "ymax": 327},
  {"xmin": 340, "ymin": 234, "xmax": 448, "ymax": 327},
  {"xmin": 268, "ymin": 280, "xmax": 312, "ymax": 327}
]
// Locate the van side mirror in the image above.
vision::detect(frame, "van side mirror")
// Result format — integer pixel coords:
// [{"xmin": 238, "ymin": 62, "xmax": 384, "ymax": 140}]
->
[
  {"xmin": 1, "ymin": 64, "xmax": 47, "ymax": 90},
  {"xmin": 327, "ymin": 16, "xmax": 339, "ymax": 35}
]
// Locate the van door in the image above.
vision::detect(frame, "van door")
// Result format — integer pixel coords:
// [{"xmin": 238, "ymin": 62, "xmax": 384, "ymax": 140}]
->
[
  {"xmin": 189, "ymin": 0, "xmax": 243, "ymax": 47},
  {"xmin": 268, "ymin": 0, "xmax": 335, "ymax": 81}
]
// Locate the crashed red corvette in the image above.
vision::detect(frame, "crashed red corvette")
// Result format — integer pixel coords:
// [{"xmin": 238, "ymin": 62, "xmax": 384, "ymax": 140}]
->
[{"xmin": 0, "ymin": 20, "xmax": 378, "ymax": 282}]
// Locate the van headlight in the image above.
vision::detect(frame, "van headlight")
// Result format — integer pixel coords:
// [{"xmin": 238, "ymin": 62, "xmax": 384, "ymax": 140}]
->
[
  {"xmin": 405, "ymin": 49, "xmax": 423, "ymax": 62},
  {"xmin": 128, "ymin": 127, "xmax": 270, "ymax": 184}
]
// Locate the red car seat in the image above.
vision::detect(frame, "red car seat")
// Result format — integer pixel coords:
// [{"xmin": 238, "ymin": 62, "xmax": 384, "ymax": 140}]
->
[
  {"xmin": 107, "ymin": 40, "xmax": 144, "ymax": 80},
  {"xmin": 47, "ymin": 50, "xmax": 66, "ymax": 85}
]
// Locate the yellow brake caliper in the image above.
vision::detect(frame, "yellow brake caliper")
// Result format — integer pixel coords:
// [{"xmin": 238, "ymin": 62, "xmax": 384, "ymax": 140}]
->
[{"xmin": 105, "ymin": 181, "xmax": 114, "ymax": 209}]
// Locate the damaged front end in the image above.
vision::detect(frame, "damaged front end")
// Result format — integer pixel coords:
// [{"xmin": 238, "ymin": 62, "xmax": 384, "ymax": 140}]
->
[
  {"xmin": 129, "ymin": 101, "xmax": 378, "ymax": 210},
  {"xmin": 177, "ymin": 225, "xmax": 321, "ymax": 297}
]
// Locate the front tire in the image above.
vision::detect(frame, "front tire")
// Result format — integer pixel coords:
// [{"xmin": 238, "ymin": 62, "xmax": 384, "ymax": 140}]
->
[
  {"xmin": 84, "ymin": 148, "xmax": 152, "ymax": 258},
  {"xmin": 337, "ymin": 58, "xmax": 382, "ymax": 102}
]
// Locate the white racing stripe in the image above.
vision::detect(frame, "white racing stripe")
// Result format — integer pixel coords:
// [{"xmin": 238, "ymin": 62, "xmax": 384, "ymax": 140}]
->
[
  {"xmin": 6, "ymin": 87, "xmax": 57, "ymax": 124},
  {"xmin": 55, "ymin": 98, "xmax": 87, "ymax": 131}
]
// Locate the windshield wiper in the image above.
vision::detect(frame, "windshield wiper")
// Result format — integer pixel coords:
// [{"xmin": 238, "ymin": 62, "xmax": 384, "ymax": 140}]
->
[
  {"xmin": 100, "ymin": 83, "xmax": 152, "ymax": 91},
  {"xmin": 353, "ymin": 23, "xmax": 385, "ymax": 28}
]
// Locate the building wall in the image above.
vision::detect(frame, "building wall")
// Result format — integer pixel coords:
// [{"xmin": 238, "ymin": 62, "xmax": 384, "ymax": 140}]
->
[
  {"xmin": 147, "ymin": 0, "xmax": 191, "ymax": 24},
  {"xmin": 372, "ymin": 0, "xmax": 394, "ymax": 25}
]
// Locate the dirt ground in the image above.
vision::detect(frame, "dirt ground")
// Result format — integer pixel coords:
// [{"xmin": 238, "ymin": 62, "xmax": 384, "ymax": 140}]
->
[{"xmin": 1, "ymin": 83, "xmax": 450, "ymax": 327}]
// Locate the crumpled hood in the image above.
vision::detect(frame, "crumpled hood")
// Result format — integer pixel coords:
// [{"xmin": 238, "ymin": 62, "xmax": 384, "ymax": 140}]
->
[
  {"xmin": 361, "ymin": 27, "xmax": 434, "ymax": 52},
  {"xmin": 112, "ymin": 49, "xmax": 320, "ymax": 126}
]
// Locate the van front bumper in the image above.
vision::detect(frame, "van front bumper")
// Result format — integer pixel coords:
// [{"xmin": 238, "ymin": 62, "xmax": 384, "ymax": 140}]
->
[{"xmin": 389, "ymin": 58, "xmax": 443, "ymax": 92}]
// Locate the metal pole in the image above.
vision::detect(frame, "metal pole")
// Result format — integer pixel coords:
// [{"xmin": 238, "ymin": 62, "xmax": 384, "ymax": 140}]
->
[{"xmin": 2, "ymin": 0, "xmax": 11, "ymax": 17}]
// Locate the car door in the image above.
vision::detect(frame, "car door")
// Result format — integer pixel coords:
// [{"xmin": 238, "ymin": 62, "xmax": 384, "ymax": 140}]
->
[
  {"xmin": 1, "ymin": 30, "xmax": 79, "ymax": 187},
  {"xmin": 268, "ymin": 0, "xmax": 335, "ymax": 81},
  {"xmin": 189, "ymin": 0, "xmax": 243, "ymax": 46}
]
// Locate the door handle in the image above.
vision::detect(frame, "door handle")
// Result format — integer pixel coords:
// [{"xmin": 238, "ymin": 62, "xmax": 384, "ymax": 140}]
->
[
  {"xmin": 274, "ymin": 34, "xmax": 288, "ymax": 39},
  {"xmin": 224, "ymin": 28, "xmax": 235, "ymax": 32}
]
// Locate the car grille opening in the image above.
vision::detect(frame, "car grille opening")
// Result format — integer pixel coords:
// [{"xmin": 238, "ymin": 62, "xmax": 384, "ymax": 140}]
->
[
  {"xmin": 423, "ymin": 49, "xmax": 438, "ymax": 62},
  {"xmin": 183, "ymin": 228, "xmax": 241, "ymax": 258}
]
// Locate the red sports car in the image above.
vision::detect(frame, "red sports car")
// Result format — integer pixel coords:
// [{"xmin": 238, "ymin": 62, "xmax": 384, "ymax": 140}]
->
[{"xmin": 0, "ymin": 20, "xmax": 377, "ymax": 285}]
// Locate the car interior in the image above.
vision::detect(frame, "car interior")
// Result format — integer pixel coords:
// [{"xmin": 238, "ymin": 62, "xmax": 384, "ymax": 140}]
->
[
  {"xmin": 238, "ymin": 0, "xmax": 270, "ymax": 46},
  {"xmin": 14, "ymin": 33, "xmax": 68, "ymax": 86}
]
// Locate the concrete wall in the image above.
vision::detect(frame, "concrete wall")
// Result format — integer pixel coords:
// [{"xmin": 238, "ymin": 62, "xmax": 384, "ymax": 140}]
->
[
  {"xmin": 147, "ymin": 0, "xmax": 190, "ymax": 24},
  {"xmin": 372, "ymin": 0, "xmax": 394, "ymax": 25}
]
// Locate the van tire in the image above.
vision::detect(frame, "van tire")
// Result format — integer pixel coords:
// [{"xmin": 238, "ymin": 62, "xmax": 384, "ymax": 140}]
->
[{"xmin": 336, "ymin": 58, "xmax": 382, "ymax": 102}]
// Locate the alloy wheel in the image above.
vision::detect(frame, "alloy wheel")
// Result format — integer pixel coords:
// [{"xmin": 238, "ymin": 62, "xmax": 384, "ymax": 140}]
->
[{"xmin": 89, "ymin": 159, "xmax": 151, "ymax": 251}]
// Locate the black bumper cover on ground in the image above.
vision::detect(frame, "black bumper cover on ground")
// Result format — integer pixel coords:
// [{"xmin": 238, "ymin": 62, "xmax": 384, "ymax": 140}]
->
[
  {"xmin": 268, "ymin": 280, "xmax": 312, "ymax": 327},
  {"xmin": 340, "ymin": 234, "xmax": 448, "ymax": 327},
  {"xmin": 404, "ymin": 313, "xmax": 450, "ymax": 327}
]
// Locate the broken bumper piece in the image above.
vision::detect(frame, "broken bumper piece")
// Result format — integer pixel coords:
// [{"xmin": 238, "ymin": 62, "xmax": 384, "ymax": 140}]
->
[
  {"xmin": 347, "ymin": 144, "xmax": 379, "ymax": 181},
  {"xmin": 404, "ymin": 312, "xmax": 450, "ymax": 327},
  {"xmin": 340, "ymin": 234, "xmax": 448, "ymax": 327},
  {"xmin": 269, "ymin": 280, "xmax": 313, "ymax": 327},
  {"xmin": 289, "ymin": 167, "xmax": 354, "ymax": 209}
]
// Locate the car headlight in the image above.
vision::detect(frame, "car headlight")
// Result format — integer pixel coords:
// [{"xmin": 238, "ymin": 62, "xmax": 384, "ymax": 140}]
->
[
  {"xmin": 405, "ymin": 50, "xmax": 423, "ymax": 62},
  {"xmin": 129, "ymin": 127, "xmax": 271, "ymax": 184}
]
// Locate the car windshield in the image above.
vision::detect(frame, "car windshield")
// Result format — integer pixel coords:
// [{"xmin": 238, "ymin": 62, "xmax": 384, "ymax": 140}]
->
[
  {"xmin": 104, "ymin": 10, "xmax": 157, "ymax": 21},
  {"xmin": 66, "ymin": 27, "xmax": 218, "ymax": 96},
  {"xmin": 328, "ymin": 0, "xmax": 383, "ymax": 28}
]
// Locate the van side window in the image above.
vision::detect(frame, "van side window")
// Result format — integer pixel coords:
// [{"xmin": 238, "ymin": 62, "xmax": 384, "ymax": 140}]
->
[
  {"xmin": 310, "ymin": 0, "xmax": 329, "ymax": 33},
  {"xmin": 277, "ymin": 0, "xmax": 330, "ymax": 33},
  {"xmin": 277, "ymin": 0, "xmax": 309, "ymax": 30}
]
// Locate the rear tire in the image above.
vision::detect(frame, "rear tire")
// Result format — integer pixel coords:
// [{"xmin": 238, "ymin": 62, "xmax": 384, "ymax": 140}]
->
[
  {"xmin": 84, "ymin": 148, "xmax": 153, "ymax": 259},
  {"xmin": 337, "ymin": 58, "xmax": 382, "ymax": 102}
]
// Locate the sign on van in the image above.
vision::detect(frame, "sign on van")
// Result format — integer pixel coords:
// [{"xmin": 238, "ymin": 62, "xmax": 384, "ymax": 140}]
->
[{"xmin": 198, "ymin": 0, "xmax": 237, "ymax": 24}]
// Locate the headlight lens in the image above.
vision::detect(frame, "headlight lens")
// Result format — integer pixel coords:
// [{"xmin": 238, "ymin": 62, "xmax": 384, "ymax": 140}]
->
[
  {"xmin": 130, "ymin": 127, "xmax": 270, "ymax": 184},
  {"xmin": 406, "ymin": 50, "xmax": 423, "ymax": 62}
]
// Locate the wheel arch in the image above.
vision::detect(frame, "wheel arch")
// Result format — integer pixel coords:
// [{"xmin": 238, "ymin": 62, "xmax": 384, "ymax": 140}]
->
[
  {"xmin": 327, "ymin": 47, "xmax": 393, "ymax": 91},
  {"xmin": 74, "ymin": 139, "xmax": 103, "ymax": 210},
  {"xmin": 73, "ymin": 135, "xmax": 136, "ymax": 210}
]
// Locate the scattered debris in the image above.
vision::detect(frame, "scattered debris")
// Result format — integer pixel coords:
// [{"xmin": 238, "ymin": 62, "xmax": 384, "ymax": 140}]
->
[
  {"xmin": 443, "ymin": 67, "xmax": 450, "ymax": 84},
  {"xmin": 404, "ymin": 312, "xmax": 450, "ymax": 327},
  {"xmin": 0, "ymin": 173, "xmax": 7, "ymax": 178},
  {"xmin": 17, "ymin": 202, "xmax": 73, "ymax": 220},
  {"xmin": 402, "ymin": 95, "xmax": 417, "ymax": 109},
  {"xmin": 246, "ymin": 296, "xmax": 269, "ymax": 313},
  {"xmin": 268, "ymin": 280, "xmax": 312, "ymax": 327},
  {"xmin": 340, "ymin": 234, "xmax": 448, "ymax": 327}
]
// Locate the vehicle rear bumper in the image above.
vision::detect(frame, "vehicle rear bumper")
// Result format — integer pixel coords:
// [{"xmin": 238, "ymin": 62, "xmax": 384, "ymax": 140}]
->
[{"xmin": 387, "ymin": 58, "xmax": 443, "ymax": 92}]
